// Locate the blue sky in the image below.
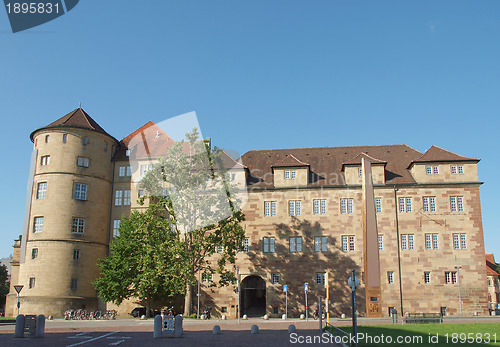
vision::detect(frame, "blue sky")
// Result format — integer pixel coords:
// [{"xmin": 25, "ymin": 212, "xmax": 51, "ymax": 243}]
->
[{"xmin": 1, "ymin": 1, "xmax": 499, "ymax": 261}]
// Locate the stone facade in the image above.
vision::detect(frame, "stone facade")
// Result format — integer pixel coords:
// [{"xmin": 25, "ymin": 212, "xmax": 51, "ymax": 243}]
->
[{"xmin": 6, "ymin": 109, "xmax": 490, "ymax": 318}]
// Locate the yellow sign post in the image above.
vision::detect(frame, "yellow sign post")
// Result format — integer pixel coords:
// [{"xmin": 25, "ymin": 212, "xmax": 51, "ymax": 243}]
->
[{"xmin": 325, "ymin": 272, "xmax": 329, "ymax": 324}]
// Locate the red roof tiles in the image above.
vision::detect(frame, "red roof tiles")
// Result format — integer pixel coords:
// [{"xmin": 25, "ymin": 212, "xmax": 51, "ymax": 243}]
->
[
  {"xmin": 486, "ymin": 254, "xmax": 499, "ymax": 276},
  {"xmin": 408, "ymin": 145, "xmax": 479, "ymax": 169}
]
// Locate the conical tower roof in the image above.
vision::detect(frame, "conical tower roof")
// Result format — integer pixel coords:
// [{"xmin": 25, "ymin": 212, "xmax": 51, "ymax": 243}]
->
[{"xmin": 30, "ymin": 107, "xmax": 115, "ymax": 141}]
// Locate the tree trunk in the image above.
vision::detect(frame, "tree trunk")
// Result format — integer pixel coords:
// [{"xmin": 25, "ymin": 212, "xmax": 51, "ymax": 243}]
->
[
  {"xmin": 184, "ymin": 281, "xmax": 192, "ymax": 316},
  {"xmin": 145, "ymin": 296, "xmax": 152, "ymax": 318}
]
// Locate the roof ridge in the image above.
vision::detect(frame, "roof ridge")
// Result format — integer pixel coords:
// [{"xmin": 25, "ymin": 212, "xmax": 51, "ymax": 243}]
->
[{"xmin": 244, "ymin": 144, "xmax": 417, "ymax": 154}]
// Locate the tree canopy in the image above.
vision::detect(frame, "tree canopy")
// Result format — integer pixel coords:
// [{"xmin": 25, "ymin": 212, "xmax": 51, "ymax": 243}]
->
[{"xmin": 0, "ymin": 264, "xmax": 9, "ymax": 309}]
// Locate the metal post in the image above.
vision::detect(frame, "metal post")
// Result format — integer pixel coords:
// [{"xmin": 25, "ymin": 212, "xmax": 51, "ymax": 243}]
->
[
  {"xmin": 352, "ymin": 270, "xmax": 358, "ymax": 347},
  {"xmin": 237, "ymin": 271, "xmax": 240, "ymax": 323},
  {"xmin": 326, "ymin": 272, "xmax": 329, "ymax": 325},
  {"xmin": 319, "ymin": 296, "xmax": 323, "ymax": 332},
  {"xmin": 455, "ymin": 266, "xmax": 463, "ymax": 316},
  {"xmin": 285, "ymin": 289, "xmax": 288, "ymax": 319},
  {"xmin": 197, "ymin": 267, "xmax": 201, "ymax": 319},
  {"xmin": 17, "ymin": 293, "xmax": 20, "ymax": 316},
  {"xmin": 305, "ymin": 290, "xmax": 308, "ymax": 321}
]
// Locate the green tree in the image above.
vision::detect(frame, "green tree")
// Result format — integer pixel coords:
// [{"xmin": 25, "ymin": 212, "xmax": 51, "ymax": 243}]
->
[
  {"xmin": 0, "ymin": 264, "xmax": 9, "ymax": 309},
  {"xmin": 93, "ymin": 201, "xmax": 185, "ymax": 317},
  {"xmin": 140, "ymin": 128, "xmax": 245, "ymax": 316}
]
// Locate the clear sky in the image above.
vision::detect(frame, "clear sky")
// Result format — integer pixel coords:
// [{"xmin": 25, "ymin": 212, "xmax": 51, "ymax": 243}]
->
[{"xmin": 1, "ymin": 1, "xmax": 499, "ymax": 261}]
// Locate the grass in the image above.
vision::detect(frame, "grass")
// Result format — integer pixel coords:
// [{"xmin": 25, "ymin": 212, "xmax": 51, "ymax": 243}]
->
[
  {"xmin": 328, "ymin": 323, "xmax": 500, "ymax": 347},
  {"xmin": 0, "ymin": 317, "xmax": 16, "ymax": 321}
]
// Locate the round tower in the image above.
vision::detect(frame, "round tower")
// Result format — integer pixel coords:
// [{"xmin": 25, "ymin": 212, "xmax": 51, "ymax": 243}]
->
[{"xmin": 14, "ymin": 108, "xmax": 117, "ymax": 316}]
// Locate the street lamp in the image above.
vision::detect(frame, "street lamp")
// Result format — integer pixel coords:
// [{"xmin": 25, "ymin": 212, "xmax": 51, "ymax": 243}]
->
[{"xmin": 455, "ymin": 266, "xmax": 463, "ymax": 316}]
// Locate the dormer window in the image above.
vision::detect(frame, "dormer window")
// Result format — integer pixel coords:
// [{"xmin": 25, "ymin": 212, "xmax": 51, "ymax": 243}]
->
[
  {"xmin": 156, "ymin": 130, "xmax": 160, "ymax": 138},
  {"xmin": 451, "ymin": 165, "xmax": 464, "ymax": 175},
  {"xmin": 426, "ymin": 166, "xmax": 439, "ymax": 175},
  {"xmin": 82, "ymin": 137, "xmax": 88, "ymax": 145},
  {"xmin": 284, "ymin": 170, "xmax": 296, "ymax": 179},
  {"xmin": 126, "ymin": 149, "xmax": 131, "ymax": 156}
]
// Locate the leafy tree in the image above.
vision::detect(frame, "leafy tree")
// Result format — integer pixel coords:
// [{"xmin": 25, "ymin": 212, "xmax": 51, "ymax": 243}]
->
[
  {"xmin": 0, "ymin": 264, "xmax": 9, "ymax": 309},
  {"xmin": 93, "ymin": 201, "xmax": 185, "ymax": 317},
  {"xmin": 140, "ymin": 128, "xmax": 245, "ymax": 316}
]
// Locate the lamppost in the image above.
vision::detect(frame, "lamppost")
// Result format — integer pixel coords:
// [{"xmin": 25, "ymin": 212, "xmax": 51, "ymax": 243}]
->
[
  {"xmin": 197, "ymin": 267, "xmax": 201, "ymax": 319},
  {"xmin": 455, "ymin": 266, "xmax": 463, "ymax": 316}
]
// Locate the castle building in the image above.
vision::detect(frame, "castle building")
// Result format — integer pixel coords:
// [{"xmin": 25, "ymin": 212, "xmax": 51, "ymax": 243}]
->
[
  {"xmin": 486, "ymin": 254, "xmax": 500, "ymax": 314},
  {"xmin": 6, "ymin": 108, "xmax": 490, "ymax": 318}
]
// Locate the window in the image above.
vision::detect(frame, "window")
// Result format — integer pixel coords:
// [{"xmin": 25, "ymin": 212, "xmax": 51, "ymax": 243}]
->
[
  {"xmin": 29, "ymin": 277, "xmax": 35, "ymax": 289},
  {"xmin": 445, "ymin": 271, "xmax": 457, "ymax": 284},
  {"xmin": 425, "ymin": 233, "xmax": 439, "ymax": 250},
  {"xmin": 387, "ymin": 272, "xmax": 394, "ymax": 284},
  {"xmin": 72, "ymin": 218, "xmax": 85, "ymax": 233},
  {"xmin": 71, "ymin": 279, "xmax": 78, "ymax": 290},
  {"xmin": 45, "ymin": 135, "xmax": 49, "ymax": 143},
  {"xmin": 289, "ymin": 201, "xmax": 301, "ymax": 216},
  {"xmin": 138, "ymin": 190, "xmax": 144, "ymax": 198},
  {"xmin": 423, "ymin": 196, "xmax": 436, "ymax": 212},
  {"xmin": 202, "ymin": 273, "xmax": 213, "ymax": 283},
  {"xmin": 284, "ymin": 170, "xmax": 296, "ymax": 179},
  {"xmin": 140, "ymin": 164, "xmax": 153, "ymax": 176},
  {"xmin": 458, "ymin": 165, "xmax": 464, "ymax": 174},
  {"xmin": 426, "ymin": 166, "xmax": 432, "ymax": 175},
  {"xmin": 433, "ymin": 166, "xmax": 439, "ymax": 174},
  {"xmin": 450, "ymin": 197, "xmax": 464, "ymax": 212},
  {"xmin": 124, "ymin": 190, "xmax": 131, "ymax": 206},
  {"xmin": 399, "ymin": 197, "xmax": 412, "ymax": 213},
  {"xmin": 119, "ymin": 167, "xmax": 126, "ymax": 176},
  {"xmin": 342, "ymin": 235, "xmax": 355, "ymax": 252},
  {"xmin": 378, "ymin": 235, "xmax": 383, "ymax": 251},
  {"xmin": 401, "ymin": 234, "xmax": 414, "ymax": 250},
  {"xmin": 74, "ymin": 183, "xmax": 87, "ymax": 200},
  {"xmin": 313, "ymin": 199, "xmax": 327, "ymax": 215},
  {"xmin": 115, "ymin": 190, "xmax": 123, "ymax": 206},
  {"xmin": 264, "ymin": 201, "xmax": 277, "ymax": 216},
  {"xmin": 263, "ymin": 237, "xmax": 275, "ymax": 253},
  {"xmin": 272, "ymin": 273, "xmax": 281, "ymax": 284},
  {"xmin": 316, "ymin": 272, "xmax": 326, "ymax": 285},
  {"xmin": 340, "ymin": 198, "xmax": 353, "ymax": 214},
  {"xmin": 77, "ymin": 157, "xmax": 90, "ymax": 167},
  {"xmin": 31, "ymin": 248, "xmax": 38, "ymax": 259},
  {"xmin": 289, "ymin": 237, "xmax": 303, "ymax": 252},
  {"xmin": 40, "ymin": 155, "xmax": 50, "ymax": 166},
  {"xmin": 243, "ymin": 238, "xmax": 250, "ymax": 253},
  {"xmin": 104, "ymin": 143, "xmax": 108, "ymax": 151},
  {"xmin": 37, "ymin": 182, "xmax": 47, "ymax": 199},
  {"xmin": 73, "ymin": 249, "xmax": 80, "ymax": 260},
  {"xmin": 358, "ymin": 167, "xmax": 363, "ymax": 177},
  {"xmin": 453, "ymin": 233, "xmax": 467, "ymax": 250},
  {"xmin": 375, "ymin": 198, "xmax": 382, "ymax": 213},
  {"xmin": 63, "ymin": 134, "xmax": 67, "ymax": 143},
  {"xmin": 126, "ymin": 166, "xmax": 132, "ymax": 176},
  {"xmin": 113, "ymin": 220, "xmax": 121, "ymax": 237},
  {"xmin": 33, "ymin": 217, "xmax": 44, "ymax": 233},
  {"xmin": 125, "ymin": 149, "xmax": 131, "ymax": 156},
  {"xmin": 314, "ymin": 236, "xmax": 328, "ymax": 252},
  {"xmin": 82, "ymin": 137, "xmax": 88, "ymax": 145},
  {"xmin": 424, "ymin": 272, "xmax": 431, "ymax": 284}
]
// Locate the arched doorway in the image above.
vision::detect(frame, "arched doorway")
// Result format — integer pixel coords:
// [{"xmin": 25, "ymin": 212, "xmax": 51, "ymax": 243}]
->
[{"xmin": 240, "ymin": 275, "xmax": 266, "ymax": 317}]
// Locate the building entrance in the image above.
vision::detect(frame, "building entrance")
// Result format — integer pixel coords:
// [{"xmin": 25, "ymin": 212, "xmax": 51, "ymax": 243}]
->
[{"xmin": 240, "ymin": 275, "xmax": 266, "ymax": 317}]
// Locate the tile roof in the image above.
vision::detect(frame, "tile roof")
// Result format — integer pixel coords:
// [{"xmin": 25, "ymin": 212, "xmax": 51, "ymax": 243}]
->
[
  {"xmin": 30, "ymin": 107, "xmax": 114, "ymax": 141},
  {"xmin": 342, "ymin": 152, "xmax": 387, "ymax": 167},
  {"xmin": 486, "ymin": 254, "xmax": 499, "ymax": 276},
  {"xmin": 241, "ymin": 144, "xmax": 422, "ymax": 188},
  {"xmin": 272, "ymin": 154, "xmax": 309, "ymax": 168},
  {"xmin": 408, "ymin": 145, "xmax": 479, "ymax": 168}
]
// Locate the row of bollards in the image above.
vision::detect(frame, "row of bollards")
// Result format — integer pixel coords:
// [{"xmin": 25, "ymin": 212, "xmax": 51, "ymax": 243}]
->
[
  {"xmin": 14, "ymin": 314, "xmax": 45, "ymax": 338},
  {"xmin": 212, "ymin": 324, "xmax": 296, "ymax": 335}
]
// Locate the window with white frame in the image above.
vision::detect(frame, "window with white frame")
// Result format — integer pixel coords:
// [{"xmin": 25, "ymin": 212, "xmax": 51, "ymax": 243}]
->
[
  {"xmin": 424, "ymin": 272, "xmax": 431, "ymax": 284},
  {"xmin": 113, "ymin": 220, "xmax": 120, "ymax": 237},
  {"xmin": 387, "ymin": 271, "xmax": 394, "ymax": 284},
  {"xmin": 73, "ymin": 249, "xmax": 80, "ymax": 260},
  {"xmin": 378, "ymin": 235, "xmax": 383, "ymax": 251},
  {"xmin": 341, "ymin": 235, "xmax": 355, "ymax": 252},
  {"xmin": 423, "ymin": 196, "xmax": 436, "ymax": 212},
  {"xmin": 401, "ymin": 234, "xmax": 414, "ymax": 250},
  {"xmin": 32, "ymin": 248, "xmax": 38, "ymax": 259},
  {"xmin": 314, "ymin": 236, "xmax": 328, "ymax": 252},
  {"xmin": 375, "ymin": 198, "xmax": 382, "ymax": 213},
  {"xmin": 450, "ymin": 196, "xmax": 464, "ymax": 212},
  {"xmin": 445, "ymin": 271, "xmax": 457, "ymax": 284},
  {"xmin": 74, "ymin": 183, "xmax": 87, "ymax": 200},
  {"xmin": 119, "ymin": 166, "xmax": 125, "ymax": 177},
  {"xmin": 284, "ymin": 170, "xmax": 296, "ymax": 179},
  {"xmin": 316, "ymin": 272, "xmax": 326, "ymax": 285},
  {"xmin": 289, "ymin": 201, "xmax": 301, "ymax": 216},
  {"xmin": 29, "ymin": 277, "xmax": 35, "ymax": 289},
  {"xmin": 115, "ymin": 190, "xmax": 123, "ymax": 206},
  {"xmin": 425, "ymin": 233, "xmax": 438, "ymax": 250},
  {"xmin": 264, "ymin": 201, "xmax": 277, "ymax": 216},
  {"xmin": 272, "ymin": 273, "xmax": 281, "ymax": 284},
  {"xmin": 426, "ymin": 165, "xmax": 439, "ymax": 174},
  {"xmin": 313, "ymin": 199, "xmax": 327, "ymax": 215},
  {"xmin": 202, "ymin": 273, "xmax": 213, "ymax": 283},
  {"xmin": 399, "ymin": 197, "xmax": 412, "ymax": 213},
  {"xmin": 125, "ymin": 149, "xmax": 131, "ymax": 156},
  {"xmin": 126, "ymin": 166, "xmax": 132, "ymax": 176},
  {"xmin": 340, "ymin": 198, "xmax": 354, "ymax": 214},
  {"xmin": 458, "ymin": 165, "xmax": 464, "ymax": 174},
  {"xmin": 138, "ymin": 190, "xmax": 144, "ymax": 198},
  {"xmin": 453, "ymin": 233, "xmax": 467, "ymax": 250},
  {"xmin": 40, "ymin": 155, "xmax": 50, "ymax": 166},
  {"xmin": 263, "ymin": 237, "xmax": 275, "ymax": 253},
  {"xmin": 72, "ymin": 217, "xmax": 85, "ymax": 233},
  {"xmin": 140, "ymin": 164, "xmax": 153, "ymax": 176},
  {"xmin": 34, "ymin": 217, "xmax": 44, "ymax": 233},
  {"xmin": 243, "ymin": 238, "xmax": 250, "ymax": 253},
  {"xmin": 71, "ymin": 278, "xmax": 78, "ymax": 290},
  {"xmin": 124, "ymin": 190, "xmax": 131, "ymax": 205},
  {"xmin": 77, "ymin": 156, "xmax": 90, "ymax": 167},
  {"xmin": 426, "ymin": 166, "xmax": 432, "ymax": 175},
  {"xmin": 289, "ymin": 237, "xmax": 303, "ymax": 252},
  {"xmin": 37, "ymin": 182, "xmax": 47, "ymax": 199}
]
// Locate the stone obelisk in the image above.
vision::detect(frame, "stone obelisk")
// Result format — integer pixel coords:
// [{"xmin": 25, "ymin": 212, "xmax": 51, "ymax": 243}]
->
[{"xmin": 362, "ymin": 157, "xmax": 382, "ymax": 317}]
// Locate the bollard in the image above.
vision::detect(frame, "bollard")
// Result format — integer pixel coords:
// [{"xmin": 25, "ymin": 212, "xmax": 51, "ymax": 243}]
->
[
  {"xmin": 153, "ymin": 315, "xmax": 162, "ymax": 339},
  {"xmin": 213, "ymin": 325, "xmax": 221, "ymax": 335},
  {"xmin": 243, "ymin": 314, "xmax": 248, "ymax": 320},
  {"xmin": 263, "ymin": 314, "xmax": 269, "ymax": 320},
  {"xmin": 35, "ymin": 315, "xmax": 45, "ymax": 338},
  {"xmin": 221, "ymin": 314, "xmax": 227, "ymax": 320},
  {"xmin": 251, "ymin": 325, "xmax": 259, "ymax": 334},
  {"xmin": 282, "ymin": 314, "xmax": 286, "ymax": 320},
  {"xmin": 14, "ymin": 315, "xmax": 25, "ymax": 338},
  {"xmin": 300, "ymin": 314, "xmax": 305, "ymax": 320},
  {"xmin": 174, "ymin": 315, "xmax": 183, "ymax": 337},
  {"xmin": 288, "ymin": 324, "xmax": 296, "ymax": 333}
]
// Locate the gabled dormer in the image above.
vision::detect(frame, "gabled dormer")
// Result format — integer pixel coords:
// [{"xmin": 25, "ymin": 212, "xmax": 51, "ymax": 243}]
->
[
  {"xmin": 272, "ymin": 154, "xmax": 309, "ymax": 187},
  {"xmin": 407, "ymin": 145, "xmax": 480, "ymax": 183},
  {"xmin": 342, "ymin": 152, "xmax": 386, "ymax": 185}
]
